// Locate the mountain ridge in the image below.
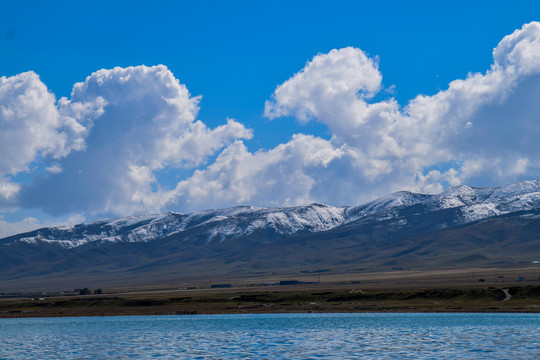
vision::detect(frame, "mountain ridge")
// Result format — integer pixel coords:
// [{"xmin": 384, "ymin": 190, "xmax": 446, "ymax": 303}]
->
[
  {"xmin": 3, "ymin": 180, "xmax": 540, "ymax": 248},
  {"xmin": 1, "ymin": 180, "xmax": 540, "ymax": 292}
]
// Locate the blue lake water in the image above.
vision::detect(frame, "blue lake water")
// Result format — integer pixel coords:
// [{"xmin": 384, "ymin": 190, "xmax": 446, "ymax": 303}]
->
[{"xmin": 0, "ymin": 313, "xmax": 539, "ymax": 359}]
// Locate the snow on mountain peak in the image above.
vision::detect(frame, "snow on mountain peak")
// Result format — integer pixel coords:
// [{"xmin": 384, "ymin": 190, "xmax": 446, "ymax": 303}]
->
[
  {"xmin": 199, "ymin": 203, "xmax": 347, "ymax": 243},
  {"xmin": 8, "ymin": 180, "xmax": 540, "ymax": 249},
  {"xmin": 12, "ymin": 203, "xmax": 347, "ymax": 248},
  {"xmin": 433, "ymin": 181, "xmax": 540, "ymax": 222},
  {"xmin": 428, "ymin": 185, "xmax": 480, "ymax": 209},
  {"xmin": 344, "ymin": 191, "xmax": 431, "ymax": 223}
]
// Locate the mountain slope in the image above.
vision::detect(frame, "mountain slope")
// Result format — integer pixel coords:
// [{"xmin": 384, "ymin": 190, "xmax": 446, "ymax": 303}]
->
[
  {"xmin": 2, "ymin": 203, "xmax": 347, "ymax": 249},
  {"xmin": 1, "ymin": 180, "xmax": 540, "ymax": 292}
]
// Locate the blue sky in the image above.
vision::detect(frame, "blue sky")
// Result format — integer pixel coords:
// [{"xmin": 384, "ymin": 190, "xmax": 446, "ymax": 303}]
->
[{"xmin": 1, "ymin": 1, "xmax": 540, "ymax": 236}]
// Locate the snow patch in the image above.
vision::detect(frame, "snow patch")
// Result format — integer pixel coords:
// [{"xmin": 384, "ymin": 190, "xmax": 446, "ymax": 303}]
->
[{"xmin": 9, "ymin": 180, "xmax": 540, "ymax": 249}]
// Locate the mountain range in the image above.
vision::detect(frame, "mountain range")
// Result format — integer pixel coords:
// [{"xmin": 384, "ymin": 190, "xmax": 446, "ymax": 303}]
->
[{"xmin": 2, "ymin": 180, "xmax": 540, "ymax": 292}]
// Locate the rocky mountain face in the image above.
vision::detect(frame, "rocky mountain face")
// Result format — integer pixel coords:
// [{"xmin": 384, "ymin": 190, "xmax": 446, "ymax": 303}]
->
[
  {"xmin": 6, "ymin": 180, "xmax": 540, "ymax": 249},
  {"xmin": 2, "ymin": 203, "xmax": 348, "ymax": 249},
  {"xmin": 2, "ymin": 180, "xmax": 540, "ymax": 291}
]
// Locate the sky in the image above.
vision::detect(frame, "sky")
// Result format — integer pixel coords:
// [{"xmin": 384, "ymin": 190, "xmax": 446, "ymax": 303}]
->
[{"xmin": 1, "ymin": 1, "xmax": 540, "ymax": 237}]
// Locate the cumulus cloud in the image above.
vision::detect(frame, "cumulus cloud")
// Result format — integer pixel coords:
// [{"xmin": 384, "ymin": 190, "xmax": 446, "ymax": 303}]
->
[
  {"xmin": 0, "ymin": 71, "xmax": 89, "ymax": 203},
  {"xmin": 3, "ymin": 22, "xmax": 540, "ymax": 235},
  {"xmin": 166, "ymin": 135, "xmax": 347, "ymax": 210},
  {"xmin": 0, "ymin": 181, "xmax": 20, "ymax": 202},
  {"xmin": 0, "ymin": 72, "xmax": 79, "ymax": 177},
  {"xmin": 159, "ymin": 21, "xmax": 540, "ymax": 210},
  {"xmin": 262, "ymin": 21, "xmax": 540, "ymax": 197},
  {"xmin": 20, "ymin": 65, "xmax": 252, "ymax": 216},
  {"xmin": 265, "ymin": 47, "xmax": 383, "ymax": 124}
]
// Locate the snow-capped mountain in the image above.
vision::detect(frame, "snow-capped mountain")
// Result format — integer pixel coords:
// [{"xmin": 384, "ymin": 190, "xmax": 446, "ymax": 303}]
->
[
  {"xmin": 2, "ymin": 180, "xmax": 540, "ymax": 293},
  {"xmin": 345, "ymin": 180, "xmax": 540, "ymax": 225},
  {"xmin": 3, "ymin": 180, "xmax": 540, "ymax": 249},
  {"xmin": 5, "ymin": 203, "xmax": 347, "ymax": 249}
]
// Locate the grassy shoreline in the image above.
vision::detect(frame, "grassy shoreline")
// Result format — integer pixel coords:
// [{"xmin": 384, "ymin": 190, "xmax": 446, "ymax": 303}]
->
[{"xmin": 2, "ymin": 285, "xmax": 539, "ymax": 318}]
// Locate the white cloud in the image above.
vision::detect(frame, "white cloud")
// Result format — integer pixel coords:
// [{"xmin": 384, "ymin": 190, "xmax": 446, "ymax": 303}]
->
[
  {"xmin": 165, "ymin": 134, "xmax": 347, "ymax": 210},
  {"xmin": 20, "ymin": 65, "xmax": 252, "ymax": 216},
  {"xmin": 0, "ymin": 71, "xmax": 93, "ymax": 208},
  {"xmin": 3, "ymin": 22, "xmax": 540, "ymax": 236},
  {"xmin": 0, "ymin": 216, "xmax": 43, "ymax": 238},
  {"xmin": 493, "ymin": 21, "xmax": 540, "ymax": 74},
  {"xmin": 0, "ymin": 181, "xmax": 20, "ymax": 201},
  {"xmin": 265, "ymin": 47, "xmax": 383, "ymax": 124},
  {"xmin": 262, "ymin": 21, "xmax": 540, "ymax": 197},
  {"xmin": 0, "ymin": 213, "xmax": 86, "ymax": 239},
  {"xmin": 45, "ymin": 164, "xmax": 63, "ymax": 174},
  {"xmin": 0, "ymin": 72, "xmax": 86, "ymax": 178}
]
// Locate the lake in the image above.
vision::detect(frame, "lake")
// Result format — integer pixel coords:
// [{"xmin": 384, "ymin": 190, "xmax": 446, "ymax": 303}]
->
[{"xmin": 1, "ymin": 313, "xmax": 538, "ymax": 359}]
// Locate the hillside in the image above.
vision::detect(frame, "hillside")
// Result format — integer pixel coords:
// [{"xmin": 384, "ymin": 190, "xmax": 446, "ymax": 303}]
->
[{"xmin": 1, "ymin": 180, "xmax": 540, "ymax": 292}]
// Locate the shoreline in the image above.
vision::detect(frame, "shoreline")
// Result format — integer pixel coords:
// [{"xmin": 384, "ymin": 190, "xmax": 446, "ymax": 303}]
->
[
  {"xmin": 3, "ymin": 310, "xmax": 540, "ymax": 319},
  {"xmin": 2, "ymin": 285, "xmax": 539, "ymax": 318}
]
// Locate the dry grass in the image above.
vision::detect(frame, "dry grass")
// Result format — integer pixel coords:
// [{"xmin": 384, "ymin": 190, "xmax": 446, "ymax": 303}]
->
[{"xmin": 2, "ymin": 266, "xmax": 539, "ymax": 318}]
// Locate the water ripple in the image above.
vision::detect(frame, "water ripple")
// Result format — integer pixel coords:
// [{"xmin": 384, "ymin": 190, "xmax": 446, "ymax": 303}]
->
[{"xmin": 0, "ymin": 313, "xmax": 539, "ymax": 359}]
